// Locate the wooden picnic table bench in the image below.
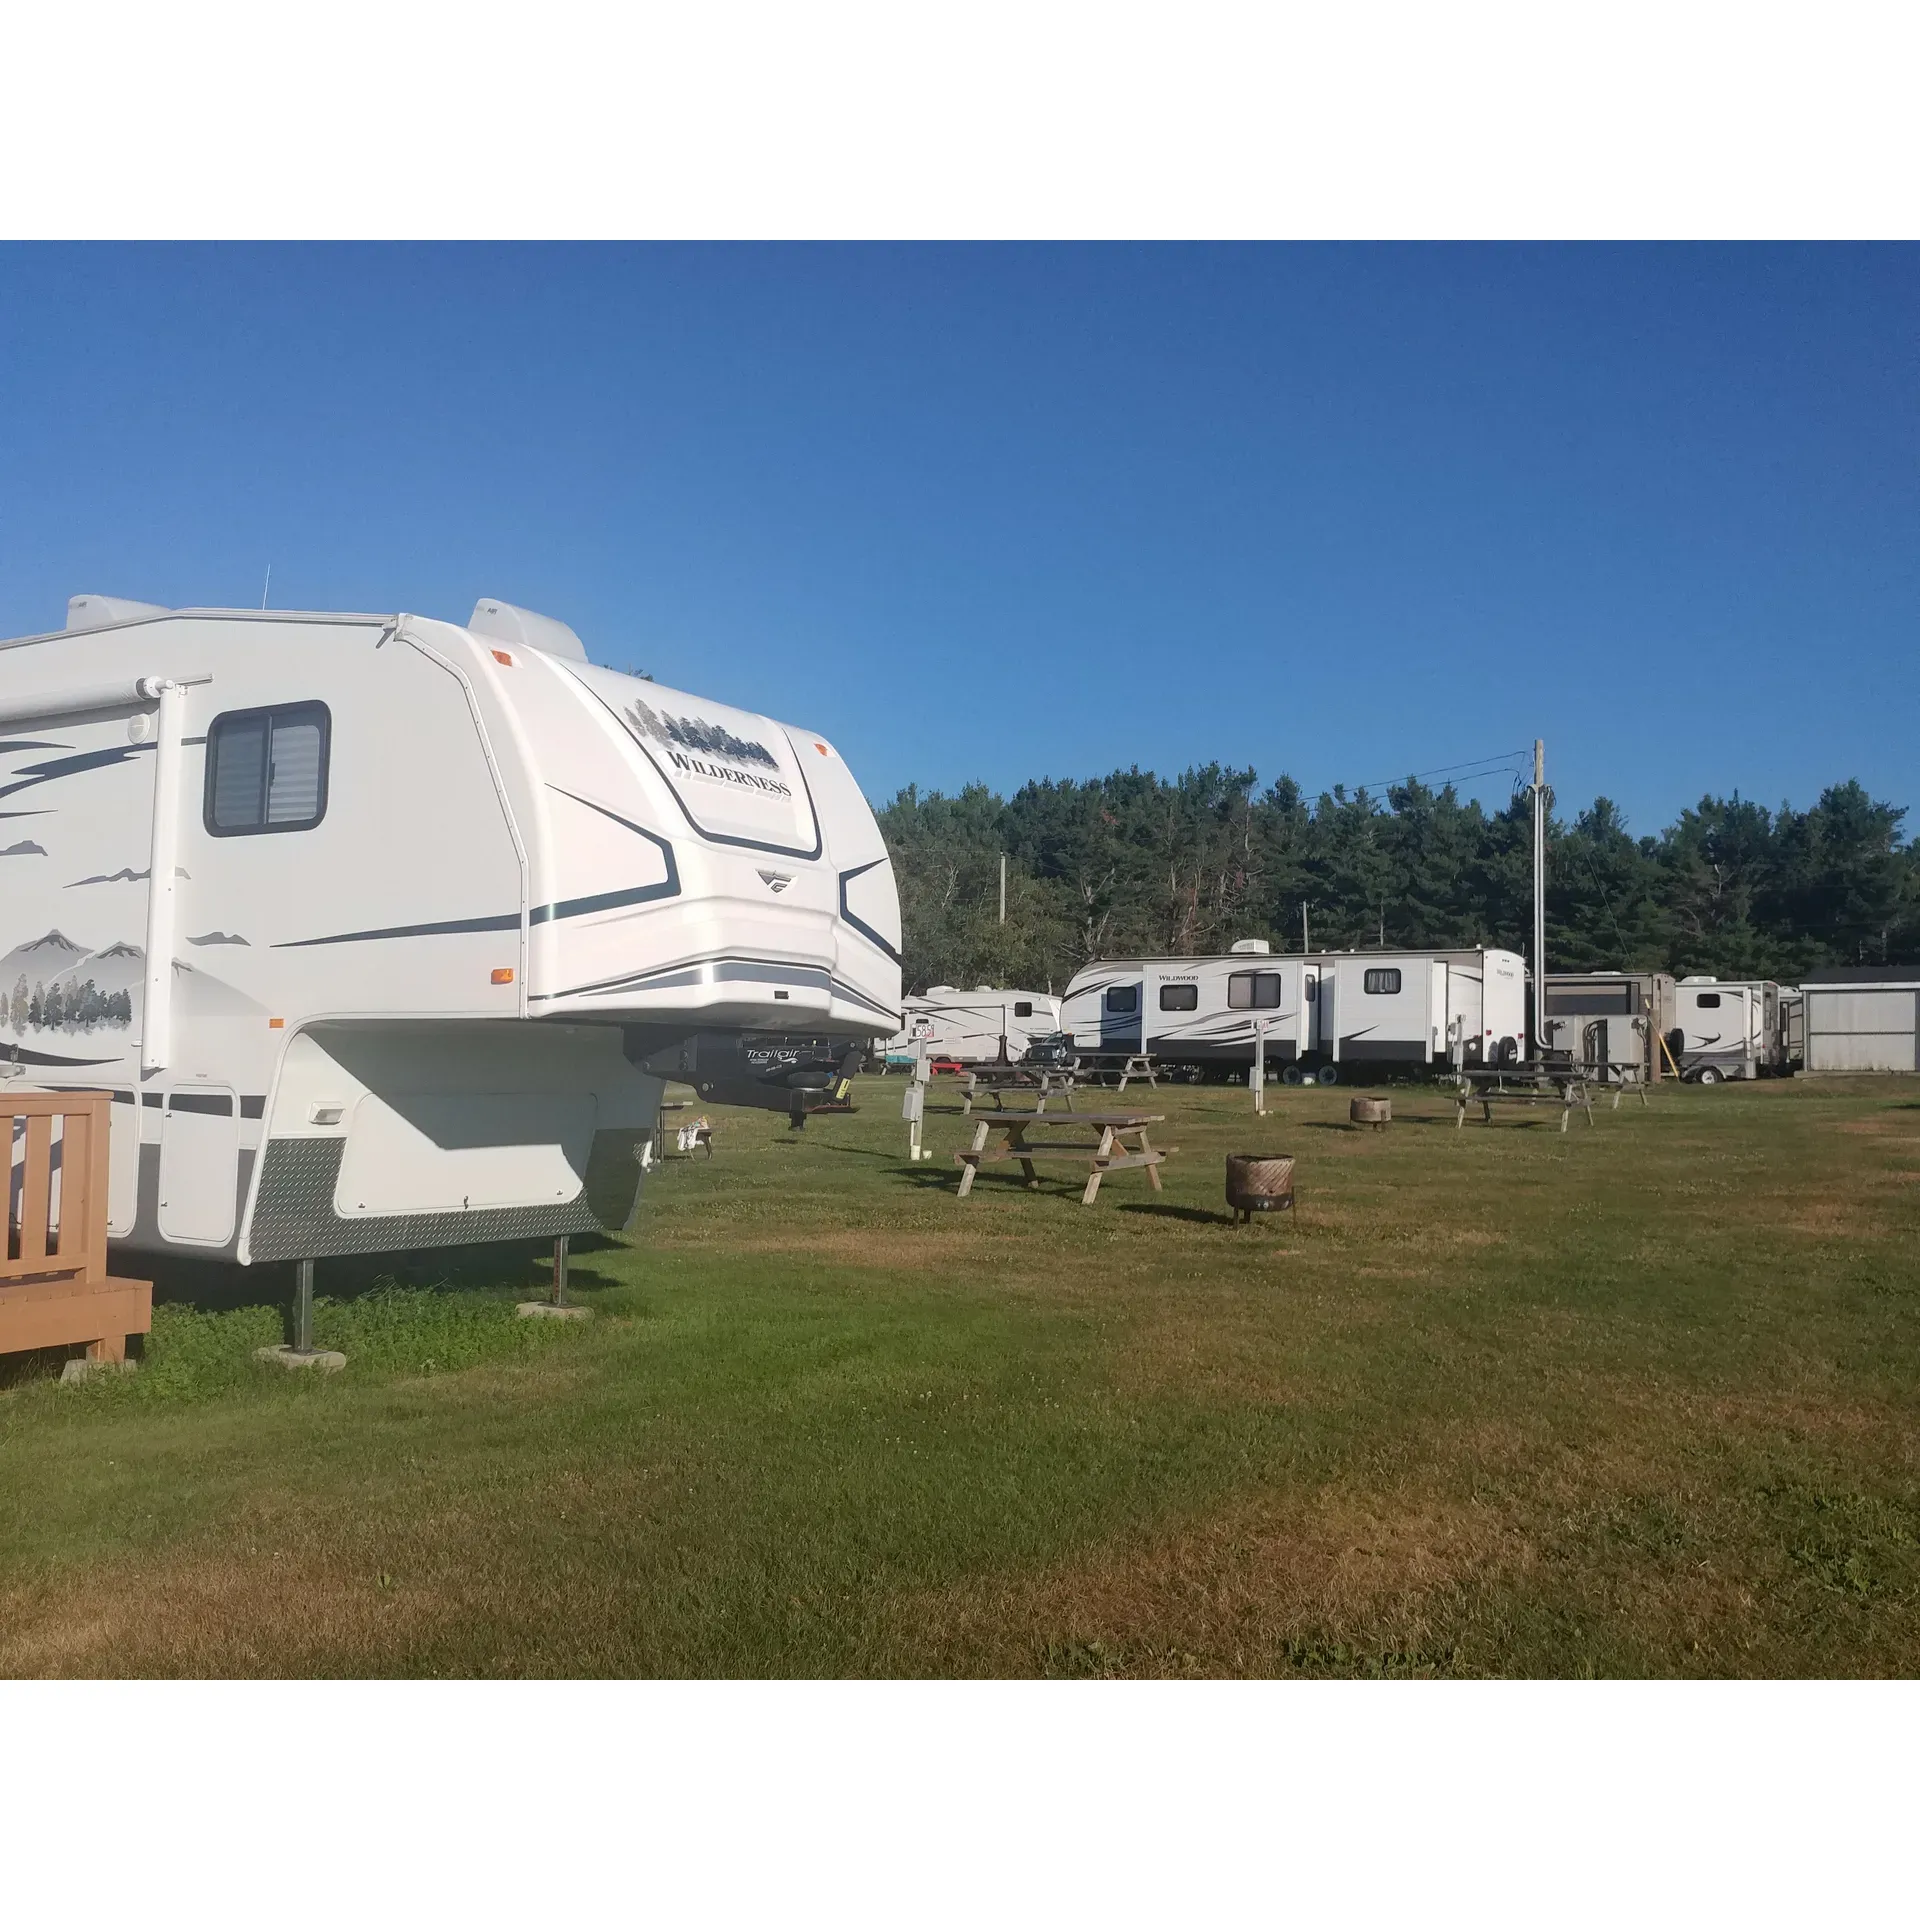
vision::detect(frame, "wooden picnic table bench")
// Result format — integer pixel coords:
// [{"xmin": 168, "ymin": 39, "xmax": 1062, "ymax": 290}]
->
[
  {"xmin": 956, "ymin": 1064, "xmax": 1080, "ymax": 1114},
  {"xmin": 1453, "ymin": 1066, "xmax": 1595, "ymax": 1133},
  {"xmin": 1574, "ymin": 1059, "xmax": 1652, "ymax": 1110},
  {"xmin": 954, "ymin": 1110, "xmax": 1174, "ymax": 1205},
  {"xmin": 1077, "ymin": 1054, "xmax": 1158, "ymax": 1093}
]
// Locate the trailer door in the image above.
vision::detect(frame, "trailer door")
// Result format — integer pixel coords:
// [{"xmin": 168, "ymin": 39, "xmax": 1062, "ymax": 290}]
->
[{"xmin": 1101, "ymin": 978, "xmax": 1142, "ymax": 1053}]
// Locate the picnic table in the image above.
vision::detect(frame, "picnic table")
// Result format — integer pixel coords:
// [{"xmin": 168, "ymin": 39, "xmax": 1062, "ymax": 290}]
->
[
  {"xmin": 1453, "ymin": 1065, "xmax": 1594, "ymax": 1133},
  {"xmin": 956, "ymin": 1064, "xmax": 1079, "ymax": 1114},
  {"xmin": 954, "ymin": 1110, "xmax": 1174, "ymax": 1205},
  {"xmin": 1574, "ymin": 1059, "xmax": 1652, "ymax": 1110},
  {"xmin": 1077, "ymin": 1053, "xmax": 1158, "ymax": 1093}
]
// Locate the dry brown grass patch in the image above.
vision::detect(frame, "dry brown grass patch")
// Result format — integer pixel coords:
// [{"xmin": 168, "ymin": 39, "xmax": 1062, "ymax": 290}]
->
[
  {"xmin": 0, "ymin": 1534, "xmax": 458, "ymax": 1677},
  {"xmin": 889, "ymin": 1483, "xmax": 1520, "ymax": 1676}
]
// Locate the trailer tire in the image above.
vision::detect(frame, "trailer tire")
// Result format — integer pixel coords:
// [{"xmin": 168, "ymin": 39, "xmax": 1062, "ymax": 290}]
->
[
  {"xmin": 1316, "ymin": 1065, "xmax": 1340, "ymax": 1086},
  {"xmin": 1280, "ymin": 1067, "xmax": 1303, "ymax": 1086},
  {"xmin": 1695, "ymin": 1065, "xmax": 1723, "ymax": 1086}
]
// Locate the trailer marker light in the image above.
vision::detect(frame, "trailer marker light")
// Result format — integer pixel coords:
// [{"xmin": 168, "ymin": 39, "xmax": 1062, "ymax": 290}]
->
[
  {"xmin": 492, "ymin": 967, "xmax": 515, "ymax": 984},
  {"xmin": 491, "ymin": 649, "xmax": 514, "ymax": 666},
  {"xmin": 814, "ymin": 742, "xmax": 828, "ymax": 755},
  {"xmin": 269, "ymin": 1018, "xmax": 284, "ymax": 1029}
]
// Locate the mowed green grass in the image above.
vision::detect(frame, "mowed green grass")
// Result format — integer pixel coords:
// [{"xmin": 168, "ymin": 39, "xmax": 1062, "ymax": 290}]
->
[{"xmin": 3, "ymin": 1074, "xmax": 1918, "ymax": 1677}]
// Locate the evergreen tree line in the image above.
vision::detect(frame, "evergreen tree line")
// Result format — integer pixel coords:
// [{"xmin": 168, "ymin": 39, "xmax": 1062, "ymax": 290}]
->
[
  {"xmin": 6, "ymin": 974, "xmax": 135, "ymax": 1033},
  {"xmin": 878, "ymin": 769, "xmax": 1920, "ymax": 997}
]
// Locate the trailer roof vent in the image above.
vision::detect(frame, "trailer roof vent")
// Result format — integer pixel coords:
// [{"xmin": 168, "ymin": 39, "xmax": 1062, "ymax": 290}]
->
[
  {"xmin": 469, "ymin": 598, "xmax": 588, "ymax": 663},
  {"xmin": 67, "ymin": 595, "xmax": 170, "ymax": 632},
  {"xmin": 1230, "ymin": 938, "xmax": 1272, "ymax": 955},
  {"xmin": 1680, "ymin": 975, "xmax": 1719, "ymax": 985}
]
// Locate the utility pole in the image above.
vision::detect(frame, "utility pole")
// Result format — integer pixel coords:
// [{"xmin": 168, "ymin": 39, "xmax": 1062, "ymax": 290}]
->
[
  {"xmin": 1530, "ymin": 738, "xmax": 1546, "ymax": 1059},
  {"xmin": 998, "ymin": 852, "xmax": 1007, "ymax": 925}
]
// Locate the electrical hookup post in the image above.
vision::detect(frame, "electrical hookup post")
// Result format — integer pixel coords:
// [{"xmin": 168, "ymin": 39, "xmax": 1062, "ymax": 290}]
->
[
  {"xmin": 903, "ymin": 1034, "xmax": 933, "ymax": 1160},
  {"xmin": 1251, "ymin": 1017, "xmax": 1269, "ymax": 1116}
]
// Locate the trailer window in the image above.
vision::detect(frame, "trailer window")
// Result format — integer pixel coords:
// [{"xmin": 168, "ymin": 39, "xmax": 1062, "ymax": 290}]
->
[
  {"xmin": 1159, "ymin": 983, "xmax": 1199, "ymax": 1011},
  {"xmin": 1228, "ymin": 971, "xmax": 1281, "ymax": 1010},
  {"xmin": 1694, "ymin": 992, "xmax": 1721, "ymax": 1009},
  {"xmin": 1363, "ymin": 968, "xmax": 1402, "ymax": 995},
  {"xmin": 1545, "ymin": 983, "xmax": 1637, "ymax": 1015},
  {"xmin": 1105, "ymin": 985, "xmax": 1138, "ymax": 1015},
  {"xmin": 1013, "ymin": 1001, "xmax": 1033, "ymax": 1019},
  {"xmin": 205, "ymin": 702, "xmax": 330, "ymax": 835}
]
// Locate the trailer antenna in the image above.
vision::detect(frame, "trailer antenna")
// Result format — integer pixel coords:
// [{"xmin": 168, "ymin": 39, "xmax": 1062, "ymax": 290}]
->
[{"xmin": 261, "ymin": 564, "xmax": 272, "ymax": 611}]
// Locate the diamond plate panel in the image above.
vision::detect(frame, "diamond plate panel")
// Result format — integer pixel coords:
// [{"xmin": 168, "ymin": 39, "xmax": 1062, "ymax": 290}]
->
[{"xmin": 245, "ymin": 1129, "xmax": 649, "ymax": 1262}]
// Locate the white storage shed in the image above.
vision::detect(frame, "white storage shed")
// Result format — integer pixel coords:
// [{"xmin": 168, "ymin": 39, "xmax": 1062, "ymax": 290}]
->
[{"xmin": 1800, "ymin": 969, "xmax": 1920, "ymax": 1074}]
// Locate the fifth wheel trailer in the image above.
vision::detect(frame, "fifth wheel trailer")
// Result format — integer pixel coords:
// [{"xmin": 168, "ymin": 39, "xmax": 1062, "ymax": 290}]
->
[
  {"xmin": 1541, "ymin": 972, "xmax": 1677, "ymax": 1079},
  {"xmin": 1059, "ymin": 945, "xmax": 1525, "ymax": 1079},
  {"xmin": 1, "ymin": 594, "xmax": 901, "ymax": 1266}
]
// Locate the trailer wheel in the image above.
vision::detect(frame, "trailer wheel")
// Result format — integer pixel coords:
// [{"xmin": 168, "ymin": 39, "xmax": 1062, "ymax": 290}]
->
[
  {"xmin": 1695, "ymin": 1065, "xmax": 1723, "ymax": 1086},
  {"xmin": 1316, "ymin": 1065, "xmax": 1340, "ymax": 1086},
  {"xmin": 1280, "ymin": 1067, "xmax": 1303, "ymax": 1086}
]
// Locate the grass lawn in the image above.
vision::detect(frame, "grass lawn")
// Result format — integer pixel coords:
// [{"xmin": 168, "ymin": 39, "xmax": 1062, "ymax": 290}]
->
[{"xmin": 3, "ymin": 1073, "xmax": 1918, "ymax": 1677}]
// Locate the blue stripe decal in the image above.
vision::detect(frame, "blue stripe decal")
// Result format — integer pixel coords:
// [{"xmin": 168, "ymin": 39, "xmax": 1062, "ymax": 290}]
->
[{"xmin": 838, "ymin": 857, "xmax": 902, "ymax": 965}]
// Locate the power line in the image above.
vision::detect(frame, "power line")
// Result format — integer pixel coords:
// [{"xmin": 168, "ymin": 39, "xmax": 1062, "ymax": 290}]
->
[{"xmin": 1312, "ymin": 748, "xmax": 1532, "ymax": 798}]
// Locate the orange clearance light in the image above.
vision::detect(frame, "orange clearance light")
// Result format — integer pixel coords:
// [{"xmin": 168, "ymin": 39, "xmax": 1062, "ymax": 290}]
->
[
  {"xmin": 491, "ymin": 649, "xmax": 514, "ymax": 666},
  {"xmin": 814, "ymin": 741, "xmax": 828, "ymax": 755},
  {"xmin": 492, "ymin": 967, "xmax": 515, "ymax": 985},
  {"xmin": 268, "ymin": 1017, "xmax": 285, "ymax": 1029}
]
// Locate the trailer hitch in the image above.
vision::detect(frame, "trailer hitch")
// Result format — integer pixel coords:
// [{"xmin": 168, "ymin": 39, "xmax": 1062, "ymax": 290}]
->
[{"xmin": 626, "ymin": 1029, "xmax": 863, "ymax": 1125}]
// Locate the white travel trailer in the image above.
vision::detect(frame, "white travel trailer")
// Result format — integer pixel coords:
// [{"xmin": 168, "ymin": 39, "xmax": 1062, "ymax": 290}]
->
[
  {"xmin": 1060, "ymin": 943, "xmax": 1525, "ymax": 1080},
  {"xmin": 1, "ymin": 595, "xmax": 901, "ymax": 1265},
  {"xmin": 882, "ymin": 986, "xmax": 1062, "ymax": 1067},
  {"xmin": 1671, "ymin": 978, "xmax": 1785, "ymax": 1082},
  {"xmin": 1541, "ymin": 971, "xmax": 1678, "ymax": 1078}
]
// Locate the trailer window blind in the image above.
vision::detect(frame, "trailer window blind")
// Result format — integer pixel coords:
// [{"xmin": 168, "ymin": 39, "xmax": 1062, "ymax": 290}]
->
[
  {"xmin": 1228, "ymin": 971, "xmax": 1281, "ymax": 1010},
  {"xmin": 1159, "ymin": 983, "xmax": 1199, "ymax": 1011},
  {"xmin": 1363, "ymin": 968, "xmax": 1403, "ymax": 995},
  {"xmin": 205, "ymin": 702, "xmax": 331, "ymax": 835}
]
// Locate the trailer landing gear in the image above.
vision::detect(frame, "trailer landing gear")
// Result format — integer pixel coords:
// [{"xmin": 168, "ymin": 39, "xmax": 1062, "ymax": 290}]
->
[
  {"xmin": 519, "ymin": 1236, "xmax": 592, "ymax": 1321},
  {"xmin": 256, "ymin": 1257, "xmax": 346, "ymax": 1371}
]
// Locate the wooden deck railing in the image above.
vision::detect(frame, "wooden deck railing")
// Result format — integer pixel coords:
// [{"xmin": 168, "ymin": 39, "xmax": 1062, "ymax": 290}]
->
[
  {"xmin": 5, "ymin": 1089, "xmax": 111, "ymax": 1287},
  {"xmin": 3, "ymin": 1088, "xmax": 149, "ymax": 1367}
]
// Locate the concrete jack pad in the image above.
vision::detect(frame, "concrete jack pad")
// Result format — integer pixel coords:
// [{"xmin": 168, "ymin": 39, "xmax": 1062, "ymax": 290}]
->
[
  {"xmin": 517, "ymin": 1301, "xmax": 593, "ymax": 1321},
  {"xmin": 255, "ymin": 1344, "xmax": 347, "ymax": 1372},
  {"xmin": 59, "ymin": 1357, "xmax": 138, "ymax": 1384}
]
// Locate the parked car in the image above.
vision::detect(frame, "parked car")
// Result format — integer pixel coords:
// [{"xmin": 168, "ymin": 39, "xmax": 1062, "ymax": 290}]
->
[{"xmin": 1019, "ymin": 1031, "xmax": 1077, "ymax": 1069}]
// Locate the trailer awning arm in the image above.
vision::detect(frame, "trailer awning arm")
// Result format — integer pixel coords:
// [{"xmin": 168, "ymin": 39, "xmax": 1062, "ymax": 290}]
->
[
  {"xmin": 0, "ymin": 678, "xmax": 180, "ymax": 726},
  {"xmin": 140, "ymin": 679, "xmax": 199, "ymax": 1076}
]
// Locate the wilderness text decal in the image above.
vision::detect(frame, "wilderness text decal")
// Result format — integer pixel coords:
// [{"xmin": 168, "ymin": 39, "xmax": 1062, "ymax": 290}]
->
[{"xmin": 623, "ymin": 699, "xmax": 792, "ymax": 798}]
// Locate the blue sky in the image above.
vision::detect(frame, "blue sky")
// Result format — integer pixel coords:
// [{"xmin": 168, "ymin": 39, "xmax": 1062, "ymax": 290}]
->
[{"xmin": 1, "ymin": 243, "xmax": 1912, "ymax": 835}]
